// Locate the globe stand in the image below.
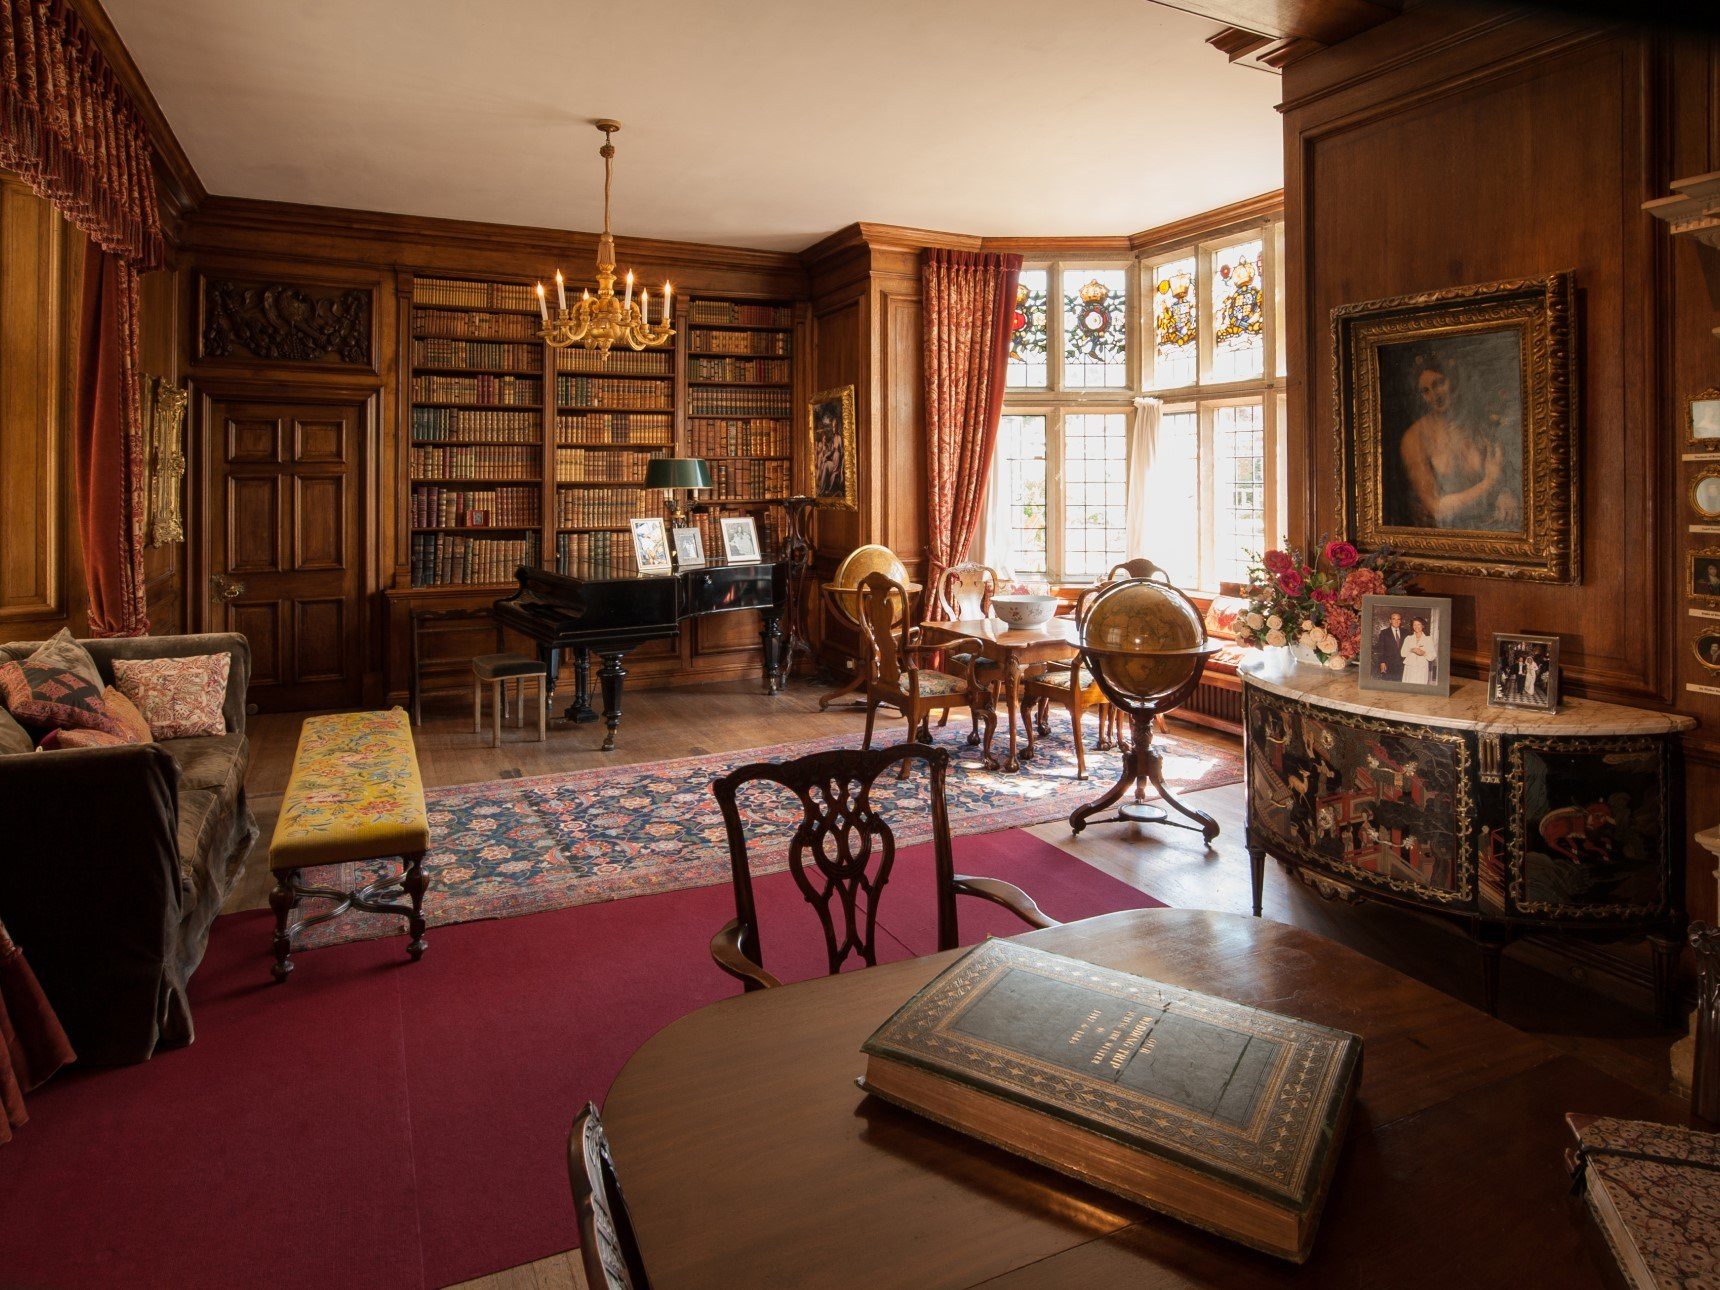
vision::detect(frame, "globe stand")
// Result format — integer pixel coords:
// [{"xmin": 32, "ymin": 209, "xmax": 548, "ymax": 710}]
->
[{"xmin": 1068, "ymin": 709, "xmax": 1219, "ymax": 842}]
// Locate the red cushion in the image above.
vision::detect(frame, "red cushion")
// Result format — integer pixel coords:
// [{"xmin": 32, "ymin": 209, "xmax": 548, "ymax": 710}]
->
[{"xmin": 0, "ymin": 661, "xmax": 128, "ymax": 739}]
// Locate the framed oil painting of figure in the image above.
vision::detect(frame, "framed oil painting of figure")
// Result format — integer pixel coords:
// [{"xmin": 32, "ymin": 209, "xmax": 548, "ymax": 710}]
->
[
  {"xmin": 1693, "ymin": 466, "xmax": 1720, "ymax": 522},
  {"xmin": 1695, "ymin": 626, "xmax": 1720, "ymax": 674},
  {"xmin": 1690, "ymin": 387, "xmax": 1720, "ymax": 451},
  {"xmin": 1332, "ymin": 273, "xmax": 1577, "ymax": 584},
  {"xmin": 1691, "ymin": 546, "xmax": 1720, "ymax": 608},
  {"xmin": 808, "ymin": 385, "xmax": 857, "ymax": 509}
]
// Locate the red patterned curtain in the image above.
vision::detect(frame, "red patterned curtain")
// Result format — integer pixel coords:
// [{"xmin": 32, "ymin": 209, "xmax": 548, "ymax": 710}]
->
[
  {"xmin": 2, "ymin": 0, "xmax": 163, "ymax": 636},
  {"xmin": 923, "ymin": 249, "xmax": 1021, "ymax": 616}
]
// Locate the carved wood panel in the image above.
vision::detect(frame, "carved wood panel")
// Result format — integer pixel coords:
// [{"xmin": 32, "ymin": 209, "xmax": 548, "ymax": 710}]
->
[{"xmin": 198, "ymin": 275, "xmax": 373, "ymax": 367}]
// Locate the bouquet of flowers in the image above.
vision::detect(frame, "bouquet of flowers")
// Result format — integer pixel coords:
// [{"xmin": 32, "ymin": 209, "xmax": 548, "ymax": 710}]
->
[{"xmin": 1231, "ymin": 538, "xmax": 1410, "ymax": 668}]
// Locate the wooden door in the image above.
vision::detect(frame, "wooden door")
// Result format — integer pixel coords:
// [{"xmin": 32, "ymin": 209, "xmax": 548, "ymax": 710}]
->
[{"xmin": 208, "ymin": 398, "xmax": 367, "ymax": 712}]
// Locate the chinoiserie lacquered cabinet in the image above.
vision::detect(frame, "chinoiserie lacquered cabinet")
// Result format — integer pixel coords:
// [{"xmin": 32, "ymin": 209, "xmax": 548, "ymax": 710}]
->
[{"xmin": 1241, "ymin": 661, "xmax": 1696, "ymax": 1018}]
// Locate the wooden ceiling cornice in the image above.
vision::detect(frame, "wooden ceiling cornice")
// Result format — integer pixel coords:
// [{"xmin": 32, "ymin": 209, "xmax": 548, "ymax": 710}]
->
[{"xmin": 1159, "ymin": 0, "xmax": 1404, "ymax": 44}]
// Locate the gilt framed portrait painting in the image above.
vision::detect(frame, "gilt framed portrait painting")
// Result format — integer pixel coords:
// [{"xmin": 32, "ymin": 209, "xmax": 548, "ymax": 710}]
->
[
  {"xmin": 1332, "ymin": 273, "xmax": 1577, "ymax": 584},
  {"xmin": 808, "ymin": 385, "xmax": 857, "ymax": 509}
]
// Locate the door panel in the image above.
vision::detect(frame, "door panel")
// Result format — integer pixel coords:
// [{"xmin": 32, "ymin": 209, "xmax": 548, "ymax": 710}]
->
[{"xmin": 210, "ymin": 398, "xmax": 366, "ymax": 712}]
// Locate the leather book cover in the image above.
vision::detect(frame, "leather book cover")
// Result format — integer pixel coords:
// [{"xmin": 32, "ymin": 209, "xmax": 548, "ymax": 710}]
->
[
  {"xmin": 860, "ymin": 939, "xmax": 1363, "ymax": 1261},
  {"xmin": 1566, "ymin": 1113, "xmax": 1720, "ymax": 1289}
]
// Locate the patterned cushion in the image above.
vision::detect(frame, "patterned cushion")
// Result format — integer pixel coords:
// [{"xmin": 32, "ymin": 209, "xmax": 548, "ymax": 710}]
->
[
  {"xmin": 103, "ymin": 686, "xmax": 154, "ymax": 744},
  {"xmin": 1205, "ymin": 643, "xmax": 1251, "ymax": 676},
  {"xmin": 270, "ymin": 708, "xmax": 429, "ymax": 870},
  {"xmin": 23, "ymin": 628, "xmax": 103, "ymax": 690},
  {"xmin": 37, "ymin": 726, "xmax": 131, "ymax": 751},
  {"xmin": 1203, "ymin": 595, "xmax": 1250, "ymax": 642},
  {"xmin": 113, "ymin": 654, "xmax": 231, "ymax": 739},
  {"xmin": 0, "ymin": 707, "xmax": 32, "ymax": 756},
  {"xmin": 0, "ymin": 659, "xmax": 128, "ymax": 738},
  {"xmin": 914, "ymin": 670, "xmax": 970, "ymax": 696}
]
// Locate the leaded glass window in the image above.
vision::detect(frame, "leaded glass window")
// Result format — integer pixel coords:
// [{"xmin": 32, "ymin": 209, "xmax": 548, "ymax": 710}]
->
[
  {"xmin": 1210, "ymin": 238, "xmax": 1265, "ymax": 382},
  {"xmin": 999, "ymin": 414, "xmax": 1048, "ymax": 576},
  {"xmin": 1060, "ymin": 413, "xmax": 1129, "ymax": 578},
  {"xmin": 1212, "ymin": 402, "xmax": 1265, "ymax": 583},
  {"xmin": 1151, "ymin": 257, "xmax": 1197, "ymax": 389},
  {"xmin": 1006, "ymin": 269, "xmax": 1049, "ymax": 389},
  {"xmin": 1061, "ymin": 268, "xmax": 1127, "ymax": 389},
  {"xmin": 1151, "ymin": 409, "xmax": 1201, "ymax": 588}
]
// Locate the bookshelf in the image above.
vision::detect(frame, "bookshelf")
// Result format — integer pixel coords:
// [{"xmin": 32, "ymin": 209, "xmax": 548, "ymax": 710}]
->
[{"xmin": 403, "ymin": 277, "xmax": 799, "ymax": 593}]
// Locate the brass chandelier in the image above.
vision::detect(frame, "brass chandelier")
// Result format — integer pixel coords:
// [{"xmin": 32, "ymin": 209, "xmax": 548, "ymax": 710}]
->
[{"xmin": 536, "ymin": 119, "xmax": 674, "ymax": 355}]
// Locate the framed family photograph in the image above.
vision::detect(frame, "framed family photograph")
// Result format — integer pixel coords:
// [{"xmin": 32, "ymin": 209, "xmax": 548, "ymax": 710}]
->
[
  {"xmin": 628, "ymin": 517, "xmax": 673, "ymax": 574},
  {"xmin": 1690, "ymin": 387, "xmax": 1720, "ymax": 451},
  {"xmin": 719, "ymin": 515, "xmax": 761, "ymax": 564},
  {"xmin": 808, "ymin": 385, "xmax": 857, "ymax": 509},
  {"xmin": 1332, "ymin": 273, "xmax": 1578, "ymax": 584},
  {"xmin": 1487, "ymin": 633, "xmax": 1560, "ymax": 712},
  {"xmin": 1691, "ymin": 546, "xmax": 1720, "ymax": 606},
  {"xmin": 1357, "ymin": 594, "xmax": 1453, "ymax": 697},
  {"xmin": 672, "ymin": 525, "xmax": 705, "ymax": 568}
]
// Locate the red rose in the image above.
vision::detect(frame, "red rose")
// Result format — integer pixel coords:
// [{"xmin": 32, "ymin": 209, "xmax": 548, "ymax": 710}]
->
[
  {"xmin": 1323, "ymin": 540, "xmax": 1359, "ymax": 568},
  {"xmin": 1262, "ymin": 550, "xmax": 1293, "ymax": 575},
  {"xmin": 1276, "ymin": 569, "xmax": 1304, "ymax": 595},
  {"xmin": 1310, "ymin": 587, "xmax": 1335, "ymax": 604}
]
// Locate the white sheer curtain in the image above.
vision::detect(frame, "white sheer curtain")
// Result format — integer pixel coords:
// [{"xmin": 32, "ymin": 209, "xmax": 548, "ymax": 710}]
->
[
  {"xmin": 971, "ymin": 453, "xmax": 1016, "ymax": 582},
  {"xmin": 1123, "ymin": 396, "xmax": 1162, "ymax": 564}
]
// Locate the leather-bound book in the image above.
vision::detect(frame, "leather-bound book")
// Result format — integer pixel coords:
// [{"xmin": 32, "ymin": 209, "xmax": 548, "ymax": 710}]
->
[
  {"xmin": 1565, "ymin": 1113, "xmax": 1720, "ymax": 1288},
  {"xmin": 860, "ymin": 939, "xmax": 1363, "ymax": 1262}
]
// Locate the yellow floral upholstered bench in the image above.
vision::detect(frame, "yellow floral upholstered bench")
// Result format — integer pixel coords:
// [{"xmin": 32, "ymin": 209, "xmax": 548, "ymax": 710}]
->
[{"xmin": 267, "ymin": 708, "xmax": 431, "ymax": 983}]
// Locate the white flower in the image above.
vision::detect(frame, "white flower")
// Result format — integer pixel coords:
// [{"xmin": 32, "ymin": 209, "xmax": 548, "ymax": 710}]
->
[
  {"xmin": 1246, "ymin": 612, "xmax": 1265, "ymax": 630},
  {"xmin": 1265, "ymin": 629, "xmax": 1287, "ymax": 647},
  {"xmin": 1318, "ymin": 632, "xmax": 1339, "ymax": 653},
  {"xmin": 1298, "ymin": 620, "xmax": 1317, "ymax": 636},
  {"xmin": 1266, "ymin": 614, "xmax": 1283, "ymax": 630},
  {"xmin": 1324, "ymin": 654, "xmax": 1348, "ymax": 670}
]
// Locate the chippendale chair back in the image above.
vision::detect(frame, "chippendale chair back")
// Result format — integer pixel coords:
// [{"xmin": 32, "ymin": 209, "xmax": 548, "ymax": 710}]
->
[
  {"xmin": 569, "ymin": 1103, "xmax": 652, "ymax": 1290},
  {"xmin": 936, "ymin": 561, "xmax": 997, "ymax": 621},
  {"xmin": 708, "ymin": 744, "xmax": 1053, "ymax": 991}
]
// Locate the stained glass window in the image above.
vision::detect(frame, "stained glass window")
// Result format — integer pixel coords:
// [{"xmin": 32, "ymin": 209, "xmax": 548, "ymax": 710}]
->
[
  {"xmin": 1061, "ymin": 268, "xmax": 1127, "ymax": 389},
  {"xmin": 1151, "ymin": 409, "xmax": 1201, "ymax": 588},
  {"xmin": 1006, "ymin": 269, "xmax": 1049, "ymax": 389},
  {"xmin": 1211, "ymin": 238, "xmax": 1265, "ymax": 382},
  {"xmin": 999, "ymin": 414, "xmax": 1048, "ymax": 576},
  {"xmin": 1150, "ymin": 257, "xmax": 1197, "ymax": 389},
  {"xmin": 1213, "ymin": 401, "xmax": 1265, "ymax": 583},
  {"xmin": 1061, "ymin": 413, "xmax": 1129, "ymax": 577}
]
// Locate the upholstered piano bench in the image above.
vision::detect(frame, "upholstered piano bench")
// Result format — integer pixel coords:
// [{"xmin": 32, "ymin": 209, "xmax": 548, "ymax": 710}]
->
[
  {"xmin": 267, "ymin": 708, "xmax": 431, "ymax": 983},
  {"xmin": 472, "ymin": 653, "xmax": 549, "ymax": 746}
]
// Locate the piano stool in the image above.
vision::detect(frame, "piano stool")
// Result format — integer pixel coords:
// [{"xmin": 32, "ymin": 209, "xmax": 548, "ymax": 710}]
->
[{"xmin": 472, "ymin": 653, "xmax": 549, "ymax": 746}]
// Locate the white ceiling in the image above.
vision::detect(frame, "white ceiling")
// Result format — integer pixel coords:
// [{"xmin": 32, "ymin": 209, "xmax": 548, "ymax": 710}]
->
[{"xmin": 104, "ymin": 0, "xmax": 1285, "ymax": 253}]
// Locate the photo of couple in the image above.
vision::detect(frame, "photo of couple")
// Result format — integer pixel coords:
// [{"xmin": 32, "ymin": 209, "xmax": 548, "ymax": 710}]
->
[
  {"xmin": 1358, "ymin": 595, "xmax": 1453, "ymax": 697},
  {"xmin": 1488, "ymin": 634, "xmax": 1559, "ymax": 711}
]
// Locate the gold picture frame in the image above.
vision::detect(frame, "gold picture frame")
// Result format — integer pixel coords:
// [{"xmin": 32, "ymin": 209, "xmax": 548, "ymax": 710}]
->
[
  {"xmin": 808, "ymin": 384, "xmax": 857, "ymax": 509},
  {"xmin": 1691, "ymin": 546, "xmax": 1720, "ymax": 608},
  {"xmin": 1690, "ymin": 386, "xmax": 1720, "ymax": 451},
  {"xmin": 1694, "ymin": 625, "xmax": 1720, "ymax": 674},
  {"xmin": 1693, "ymin": 465, "xmax": 1720, "ymax": 522},
  {"xmin": 1331, "ymin": 272, "xmax": 1578, "ymax": 583},
  {"xmin": 145, "ymin": 376, "xmax": 188, "ymax": 547}
]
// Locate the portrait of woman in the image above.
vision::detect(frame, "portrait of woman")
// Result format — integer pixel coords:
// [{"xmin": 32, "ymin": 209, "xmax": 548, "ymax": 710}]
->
[
  {"xmin": 1379, "ymin": 336, "xmax": 1525, "ymax": 534},
  {"xmin": 1400, "ymin": 615, "xmax": 1439, "ymax": 685},
  {"xmin": 808, "ymin": 385, "xmax": 856, "ymax": 508}
]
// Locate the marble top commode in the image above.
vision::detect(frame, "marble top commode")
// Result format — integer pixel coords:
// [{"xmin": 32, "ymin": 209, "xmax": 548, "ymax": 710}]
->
[{"xmin": 1239, "ymin": 652, "xmax": 1696, "ymax": 738}]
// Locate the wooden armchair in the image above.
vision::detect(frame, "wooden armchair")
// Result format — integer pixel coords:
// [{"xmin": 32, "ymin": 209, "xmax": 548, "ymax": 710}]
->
[
  {"xmin": 856, "ymin": 571, "xmax": 996, "ymax": 774},
  {"xmin": 569, "ymin": 1103, "xmax": 653, "ymax": 1290},
  {"xmin": 935, "ymin": 560, "xmax": 997, "ymax": 620},
  {"xmin": 707, "ymin": 743, "xmax": 1056, "ymax": 990}
]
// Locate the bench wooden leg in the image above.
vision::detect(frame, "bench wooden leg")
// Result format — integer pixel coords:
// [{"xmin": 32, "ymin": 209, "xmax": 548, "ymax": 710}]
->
[
  {"xmin": 269, "ymin": 870, "xmax": 298, "ymax": 984},
  {"xmin": 491, "ymin": 680, "xmax": 503, "ymax": 748},
  {"xmin": 403, "ymin": 851, "xmax": 429, "ymax": 961}
]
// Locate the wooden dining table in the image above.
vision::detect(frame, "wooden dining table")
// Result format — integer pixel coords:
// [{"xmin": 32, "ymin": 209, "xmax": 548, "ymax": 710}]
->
[
  {"xmin": 918, "ymin": 616, "xmax": 1081, "ymax": 772},
  {"xmin": 601, "ymin": 908, "xmax": 1676, "ymax": 1289}
]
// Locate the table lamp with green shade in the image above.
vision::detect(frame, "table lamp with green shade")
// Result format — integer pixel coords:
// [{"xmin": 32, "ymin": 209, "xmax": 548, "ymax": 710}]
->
[{"xmin": 643, "ymin": 456, "xmax": 711, "ymax": 528}]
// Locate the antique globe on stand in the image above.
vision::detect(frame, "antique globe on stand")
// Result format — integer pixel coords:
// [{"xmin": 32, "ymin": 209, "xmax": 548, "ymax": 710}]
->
[
  {"xmin": 817, "ymin": 544, "xmax": 912, "ymax": 710},
  {"xmin": 1069, "ymin": 577, "xmax": 1223, "ymax": 843}
]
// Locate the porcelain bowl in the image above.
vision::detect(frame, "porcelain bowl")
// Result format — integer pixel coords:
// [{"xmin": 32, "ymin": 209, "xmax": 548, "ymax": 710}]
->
[{"xmin": 990, "ymin": 594, "xmax": 1059, "ymax": 629}]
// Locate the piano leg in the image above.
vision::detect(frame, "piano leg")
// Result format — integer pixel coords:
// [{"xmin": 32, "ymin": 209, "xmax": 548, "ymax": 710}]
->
[
  {"xmin": 596, "ymin": 650, "xmax": 628, "ymax": 752},
  {"xmin": 759, "ymin": 611, "xmax": 787, "ymax": 695},
  {"xmin": 568, "ymin": 647, "xmax": 600, "ymax": 724}
]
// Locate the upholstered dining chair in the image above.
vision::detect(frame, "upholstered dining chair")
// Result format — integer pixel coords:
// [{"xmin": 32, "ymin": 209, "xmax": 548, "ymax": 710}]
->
[
  {"xmin": 856, "ymin": 571, "xmax": 996, "ymax": 774},
  {"xmin": 707, "ymin": 743, "xmax": 1056, "ymax": 991},
  {"xmin": 569, "ymin": 1103, "xmax": 653, "ymax": 1290}
]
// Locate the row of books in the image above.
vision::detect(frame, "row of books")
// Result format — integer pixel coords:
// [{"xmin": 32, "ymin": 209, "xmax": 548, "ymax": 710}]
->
[
  {"xmin": 555, "ymin": 447, "xmax": 661, "ymax": 482},
  {"xmin": 689, "ymin": 356, "xmax": 790, "ymax": 384},
  {"xmin": 411, "ymin": 485, "xmax": 540, "ymax": 529},
  {"xmin": 412, "ymin": 338, "xmax": 541, "ymax": 371},
  {"xmin": 690, "ymin": 328, "xmax": 789, "ymax": 356},
  {"xmin": 414, "ymin": 278, "xmax": 538, "ymax": 311},
  {"xmin": 708, "ymin": 459, "xmax": 790, "ymax": 501},
  {"xmin": 690, "ymin": 505, "xmax": 786, "ymax": 560},
  {"xmin": 411, "ymin": 374, "xmax": 541, "ymax": 406},
  {"xmin": 412, "ymin": 308, "xmax": 539, "ymax": 340},
  {"xmin": 689, "ymin": 387, "xmax": 791, "ymax": 418},
  {"xmin": 557, "ymin": 414, "xmax": 673, "ymax": 447},
  {"xmin": 555, "ymin": 375, "xmax": 672, "ymax": 410},
  {"xmin": 555, "ymin": 487, "xmax": 652, "ymax": 529},
  {"xmin": 553, "ymin": 348, "xmax": 672, "ymax": 376},
  {"xmin": 555, "ymin": 530, "xmax": 623, "ymax": 570},
  {"xmin": 412, "ymin": 407, "xmax": 541, "ymax": 443},
  {"xmin": 687, "ymin": 419, "xmax": 793, "ymax": 458},
  {"xmin": 410, "ymin": 445, "xmax": 538, "ymax": 480},
  {"xmin": 686, "ymin": 301, "xmax": 792, "ymax": 327},
  {"xmin": 410, "ymin": 532, "xmax": 540, "ymax": 586}
]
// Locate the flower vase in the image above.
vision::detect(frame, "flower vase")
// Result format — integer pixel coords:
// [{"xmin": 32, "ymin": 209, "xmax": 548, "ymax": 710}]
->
[{"xmin": 1290, "ymin": 642, "xmax": 1324, "ymax": 668}]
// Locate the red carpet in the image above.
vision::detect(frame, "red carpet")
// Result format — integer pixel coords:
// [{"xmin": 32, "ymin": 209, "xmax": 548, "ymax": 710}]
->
[{"xmin": 0, "ymin": 828, "xmax": 1161, "ymax": 1289}]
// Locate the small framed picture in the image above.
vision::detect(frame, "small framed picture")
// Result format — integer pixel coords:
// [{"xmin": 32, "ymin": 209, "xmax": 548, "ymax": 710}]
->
[
  {"xmin": 629, "ymin": 517, "xmax": 672, "ymax": 573},
  {"xmin": 719, "ymin": 516, "xmax": 761, "ymax": 563},
  {"xmin": 1487, "ymin": 633, "xmax": 1560, "ymax": 711},
  {"xmin": 672, "ymin": 526, "xmax": 705, "ymax": 568},
  {"xmin": 1357, "ymin": 594, "xmax": 1453, "ymax": 696},
  {"xmin": 1693, "ymin": 466, "xmax": 1720, "ymax": 521},
  {"xmin": 1691, "ymin": 546, "xmax": 1720, "ymax": 607},
  {"xmin": 1695, "ymin": 626, "xmax": 1720, "ymax": 674},
  {"xmin": 1690, "ymin": 387, "xmax": 1720, "ymax": 450}
]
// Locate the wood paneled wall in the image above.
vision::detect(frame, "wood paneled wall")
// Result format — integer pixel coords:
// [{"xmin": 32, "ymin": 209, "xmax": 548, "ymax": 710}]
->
[{"xmin": 1282, "ymin": 6, "xmax": 1720, "ymax": 943}]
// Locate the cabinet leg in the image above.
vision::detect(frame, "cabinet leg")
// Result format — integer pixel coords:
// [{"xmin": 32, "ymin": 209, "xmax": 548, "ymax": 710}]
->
[
  {"xmin": 1477, "ymin": 939, "xmax": 1503, "ymax": 1017},
  {"xmin": 1650, "ymin": 932, "xmax": 1683, "ymax": 1027},
  {"xmin": 1248, "ymin": 843, "xmax": 1266, "ymax": 918}
]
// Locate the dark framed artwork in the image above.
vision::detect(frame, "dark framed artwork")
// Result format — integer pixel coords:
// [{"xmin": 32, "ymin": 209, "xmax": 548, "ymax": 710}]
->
[
  {"xmin": 1331, "ymin": 273, "xmax": 1577, "ymax": 583},
  {"xmin": 1695, "ymin": 625, "xmax": 1720, "ymax": 674},
  {"xmin": 1487, "ymin": 632, "xmax": 1560, "ymax": 712},
  {"xmin": 808, "ymin": 385, "xmax": 857, "ymax": 509},
  {"xmin": 1690, "ymin": 547, "xmax": 1720, "ymax": 608}
]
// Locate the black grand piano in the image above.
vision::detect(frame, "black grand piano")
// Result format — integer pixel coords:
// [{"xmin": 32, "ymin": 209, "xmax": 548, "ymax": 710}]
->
[{"xmin": 493, "ymin": 554, "xmax": 787, "ymax": 750}]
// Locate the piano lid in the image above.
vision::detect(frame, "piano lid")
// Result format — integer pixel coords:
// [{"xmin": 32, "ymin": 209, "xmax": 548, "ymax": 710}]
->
[{"xmin": 547, "ymin": 552, "xmax": 780, "ymax": 583}]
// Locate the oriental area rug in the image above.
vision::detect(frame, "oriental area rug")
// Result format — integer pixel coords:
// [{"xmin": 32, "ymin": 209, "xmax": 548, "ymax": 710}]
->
[{"xmin": 295, "ymin": 716, "xmax": 1241, "ymax": 949}]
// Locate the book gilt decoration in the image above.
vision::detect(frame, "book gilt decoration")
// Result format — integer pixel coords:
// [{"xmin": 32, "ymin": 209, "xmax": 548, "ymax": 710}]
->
[{"xmin": 201, "ymin": 277, "xmax": 373, "ymax": 366}]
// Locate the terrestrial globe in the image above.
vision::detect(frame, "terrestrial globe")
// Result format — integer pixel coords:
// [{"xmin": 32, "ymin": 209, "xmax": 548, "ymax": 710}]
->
[{"xmin": 828, "ymin": 544, "xmax": 909, "ymax": 628}]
